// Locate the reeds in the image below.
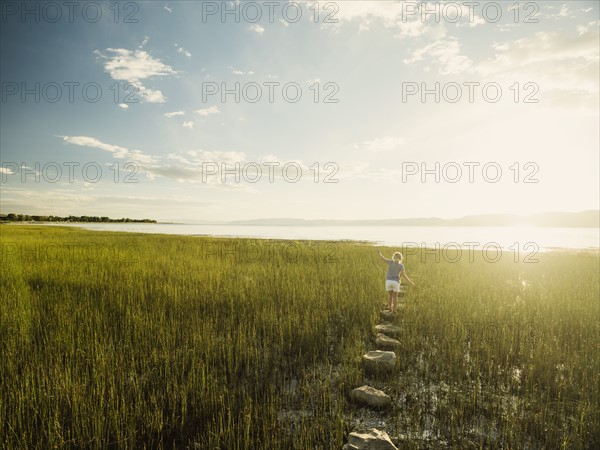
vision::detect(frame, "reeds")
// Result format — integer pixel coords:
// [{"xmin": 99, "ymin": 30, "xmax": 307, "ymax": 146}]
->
[{"xmin": 1, "ymin": 225, "xmax": 598, "ymax": 448}]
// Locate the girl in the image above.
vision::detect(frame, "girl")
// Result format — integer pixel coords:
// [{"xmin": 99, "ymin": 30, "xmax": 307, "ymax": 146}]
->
[{"xmin": 378, "ymin": 250, "xmax": 414, "ymax": 313}]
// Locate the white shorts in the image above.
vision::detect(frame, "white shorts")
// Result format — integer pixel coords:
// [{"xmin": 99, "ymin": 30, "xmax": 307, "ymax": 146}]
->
[{"xmin": 385, "ymin": 280, "xmax": 400, "ymax": 292}]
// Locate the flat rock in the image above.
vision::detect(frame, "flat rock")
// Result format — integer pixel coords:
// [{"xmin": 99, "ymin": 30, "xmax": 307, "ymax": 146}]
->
[
  {"xmin": 380, "ymin": 310, "xmax": 396, "ymax": 321},
  {"xmin": 375, "ymin": 333, "xmax": 401, "ymax": 350},
  {"xmin": 343, "ymin": 428, "xmax": 398, "ymax": 450},
  {"xmin": 351, "ymin": 385, "xmax": 391, "ymax": 408},
  {"xmin": 375, "ymin": 324, "xmax": 402, "ymax": 338},
  {"xmin": 362, "ymin": 350, "xmax": 396, "ymax": 373}
]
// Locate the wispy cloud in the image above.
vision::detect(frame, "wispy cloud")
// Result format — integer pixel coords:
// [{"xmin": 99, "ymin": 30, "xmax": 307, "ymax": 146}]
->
[
  {"xmin": 60, "ymin": 135, "xmax": 317, "ymax": 187},
  {"xmin": 95, "ymin": 48, "xmax": 177, "ymax": 103},
  {"xmin": 231, "ymin": 68, "xmax": 255, "ymax": 75},
  {"xmin": 326, "ymin": 1, "xmax": 426, "ymax": 36},
  {"xmin": 548, "ymin": 3, "xmax": 574, "ymax": 19},
  {"xmin": 355, "ymin": 136, "xmax": 407, "ymax": 152},
  {"xmin": 1, "ymin": 188, "xmax": 222, "ymax": 217},
  {"xmin": 324, "ymin": 2, "xmax": 484, "ymax": 38},
  {"xmin": 164, "ymin": 110, "xmax": 185, "ymax": 118},
  {"xmin": 195, "ymin": 106, "xmax": 221, "ymax": 116},
  {"xmin": 325, "ymin": 1, "xmax": 493, "ymax": 38},
  {"xmin": 404, "ymin": 38, "xmax": 472, "ymax": 75},
  {"xmin": 249, "ymin": 24, "xmax": 265, "ymax": 34},
  {"xmin": 474, "ymin": 29, "xmax": 599, "ymax": 106},
  {"xmin": 60, "ymin": 135, "xmax": 157, "ymax": 164},
  {"xmin": 175, "ymin": 44, "xmax": 192, "ymax": 58},
  {"xmin": 182, "ymin": 121, "xmax": 194, "ymax": 129}
]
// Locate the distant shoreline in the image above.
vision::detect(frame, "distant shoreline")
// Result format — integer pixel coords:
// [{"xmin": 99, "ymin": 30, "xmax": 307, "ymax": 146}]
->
[
  {"xmin": 1, "ymin": 210, "xmax": 598, "ymax": 228},
  {"xmin": 5, "ymin": 220, "xmax": 600, "ymax": 229}
]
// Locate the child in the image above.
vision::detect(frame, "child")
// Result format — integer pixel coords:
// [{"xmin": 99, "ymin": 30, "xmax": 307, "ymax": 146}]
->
[{"xmin": 378, "ymin": 250, "xmax": 414, "ymax": 313}]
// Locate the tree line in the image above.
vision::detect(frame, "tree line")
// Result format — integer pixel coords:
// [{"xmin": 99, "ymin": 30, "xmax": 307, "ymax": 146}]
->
[{"xmin": 0, "ymin": 214, "xmax": 156, "ymax": 223}]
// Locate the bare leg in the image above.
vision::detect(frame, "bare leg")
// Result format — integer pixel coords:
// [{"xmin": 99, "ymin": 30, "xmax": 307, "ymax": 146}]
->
[
  {"xmin": 387, "ymin": 290, "xmax": 393, "ymax": 310},
  {"xmin": 391, "ymin": 291, "xmax": 398, "ymax": 313}
]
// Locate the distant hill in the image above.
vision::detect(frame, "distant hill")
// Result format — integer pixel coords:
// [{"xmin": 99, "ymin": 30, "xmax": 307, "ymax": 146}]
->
[{"xmin": 223, "ymin": 211, "xmax": 599, "ymax": 228}]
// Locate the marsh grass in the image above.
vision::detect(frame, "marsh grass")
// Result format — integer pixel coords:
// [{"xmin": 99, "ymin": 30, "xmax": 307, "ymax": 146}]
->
[{"xmin": 1, "ymin": 225, "xmax": 598, "ymax": 449}]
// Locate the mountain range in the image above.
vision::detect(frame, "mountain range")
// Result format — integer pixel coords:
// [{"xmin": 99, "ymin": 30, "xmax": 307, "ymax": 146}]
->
[{"xmin": 215, "ymin": 210, "xmax": 599, "ymax": 228}]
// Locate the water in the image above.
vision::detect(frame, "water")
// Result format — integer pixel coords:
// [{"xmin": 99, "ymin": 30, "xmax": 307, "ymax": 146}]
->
[{"xmin": 35, "ymin": 223, "xmax": 599, "ymax": 251}]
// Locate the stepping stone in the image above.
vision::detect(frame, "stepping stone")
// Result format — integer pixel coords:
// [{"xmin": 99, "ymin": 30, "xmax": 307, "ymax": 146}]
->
[
  {"xmin": 380, "ymin": 310, "xmax": 396, "ymax": 321},
  {"xmin": 362, "ymin": 350, "xmax": 396, "ymax": 373},
  {"xmin": 376, "ymin": 333, "xmax": 401, "ymax": 350},
  {"xmin": 350, "ymin": 385, "xmax": 391, "ymax": 409},
  {"xmin": 343, "ymin": 428, "xmax": 398, "ymax": 450},
  {"xmin": 375, "ymin": 324, "xmax": 401, "ymax": 338}
]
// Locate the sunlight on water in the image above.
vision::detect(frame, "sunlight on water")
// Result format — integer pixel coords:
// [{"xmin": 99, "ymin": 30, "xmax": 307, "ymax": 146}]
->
[{"xmin": 37, "ymin": 223, "xmax": 599, "ymax": 251}]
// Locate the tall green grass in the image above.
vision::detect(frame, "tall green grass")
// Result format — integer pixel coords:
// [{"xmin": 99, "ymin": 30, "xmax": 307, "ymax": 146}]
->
[{"xmin": 1, "ymin": 225, "xmax": 598, "ymax": 449}]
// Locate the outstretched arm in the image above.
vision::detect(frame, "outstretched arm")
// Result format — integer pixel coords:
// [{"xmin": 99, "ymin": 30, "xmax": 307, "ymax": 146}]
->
[
  {"xmin": 400, "ymin": 270, "xmax": 415, "ymax": 286},
  {"xmin": 377, "ymin": 250, "xmax": 391, "ymax": 262}
]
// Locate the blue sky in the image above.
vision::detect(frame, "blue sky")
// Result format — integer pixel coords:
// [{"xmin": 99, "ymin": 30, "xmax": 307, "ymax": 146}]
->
[{"xmin": 1, "ymin": 1, "xmax": 598, "ymax": 222}]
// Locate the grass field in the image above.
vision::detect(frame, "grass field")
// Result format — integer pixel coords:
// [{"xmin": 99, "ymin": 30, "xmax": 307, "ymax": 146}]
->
[{"xmin": 1, "ymin": 225, "xmax": 598, "ymax": 449}]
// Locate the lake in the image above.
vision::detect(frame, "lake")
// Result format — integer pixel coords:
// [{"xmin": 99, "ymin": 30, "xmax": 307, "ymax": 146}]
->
[{"xmin": 33, "ymin": 223, "xmax": 600, "ymax": 252}]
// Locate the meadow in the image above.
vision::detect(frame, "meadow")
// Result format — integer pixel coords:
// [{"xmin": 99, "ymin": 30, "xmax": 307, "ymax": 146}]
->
[{"xmin": 1, "ymin": 225, "xmax": 598, "ymax": 449}]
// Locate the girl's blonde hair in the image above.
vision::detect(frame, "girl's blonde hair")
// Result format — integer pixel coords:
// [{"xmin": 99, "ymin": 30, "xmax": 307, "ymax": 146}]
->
[{"xmin": 392, "ymin": 252, "xmax": 403, "ymax": 263}]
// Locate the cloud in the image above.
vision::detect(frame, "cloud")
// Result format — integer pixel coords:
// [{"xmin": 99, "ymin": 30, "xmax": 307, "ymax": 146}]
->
[
  {"xmin": 118, "ymin": 103, "xmax": 129, "ymax": 110},
  {"xmin": 478, "ymin": 31, "xmax": 598, "ymax": 71},
  {"xmin": 404, "ymin": 38, "xmax": 473, "ymax": 75},
  {"xmin": 175, "ymin": 45, "xmax": 192, "ymax": 58},
  {"xmin": 1, "ymin": 188, "xmax": 98, "ymax": 206},
  {"xmin": 156, "ymin": 151, "xmax": 309, "ymax": 185},
  {"xmin": 60, "ymin": 136, "xmax": 320, "ymax": 187},
  {"xmin": 323, "ymin": 2, "xmax": 487, "ymax": 37},
  {"xmin": 61, "ymin": 136, "xmax": 157, "ymax": 164},
  {"xmin": 473, "ymin": 29, "xmax": 599, "ymax": 106},
  {"xmin": 137, "ymin": 86, "xmax": 167, "ymax": 103},
  {"xmin": 547, "ymin": 3, "xmax": 574, "ymax": 19},
  {"xmin": 100, "ymin": 48, "xmax": 177, "ymax": 81},
  {"xmin": 182, "ymin": 121, "xmax": 194, "ymax": 129},
  {"xmin": 0, "ymin": 167, "xmax": 15, "ymax": 174},
  {"xmin": 231, "ymin": 68, "xmax": 255, "ymax": 75},
  {"xmin": 457, "ymin": 12, "xmax": 485, "ymax": 28},
  {"xmin": 323, "ymin": 161, "xmax": 415, "ymax": 184},
  {"xmin": 95, "ymin": 48, "xmax": 177, "ymax": 103},
  {"xmin": 195, "ymin": 106, "xmax": 221, "ymax": 116},
  {"xmin": 197, "ymin": 151, "xmax": 247, "ymax": 163},
  {"xmin": 346, "ymin": 165, "xmax": 402, "ymax": 183},
  {"xmin": 577, "ymin": 20, "xmax": 600, "ymax": 36},
  {"xmin": 328, "ymin": 1, "xmax": 425, "ymax": 36},
  {"xmin": 164, "ymin": 110, "xmax": 185, "ymax": 118},
  {"xmin": 312, "ymin": 161, "xmax": 398, "ymax": 182},
  {"xmin": 0, "ymin": 188, "xmax": 222, "ymax": 216},
  {"xmin": 322, "ymin": 2, "xmax": 494, "ymax": 38},
  {"xmin": 355, "ymin": 136, "xmax": 407, "ymax": 152},
  {"xmin": 249, "ymin": 24, "xmax": 265, "ymax": 34}
]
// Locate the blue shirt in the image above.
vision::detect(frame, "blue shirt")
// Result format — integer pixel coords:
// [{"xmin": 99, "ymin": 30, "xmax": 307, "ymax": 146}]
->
[{"xmin": 386, "ymin": 260, "xmax": 404, "ymax": 282}]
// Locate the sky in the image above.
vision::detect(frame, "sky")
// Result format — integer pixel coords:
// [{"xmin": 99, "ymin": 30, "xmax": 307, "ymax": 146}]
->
[{"xmin": 1, "ymin": 1, "xmax": 598, "ymax": 222}]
